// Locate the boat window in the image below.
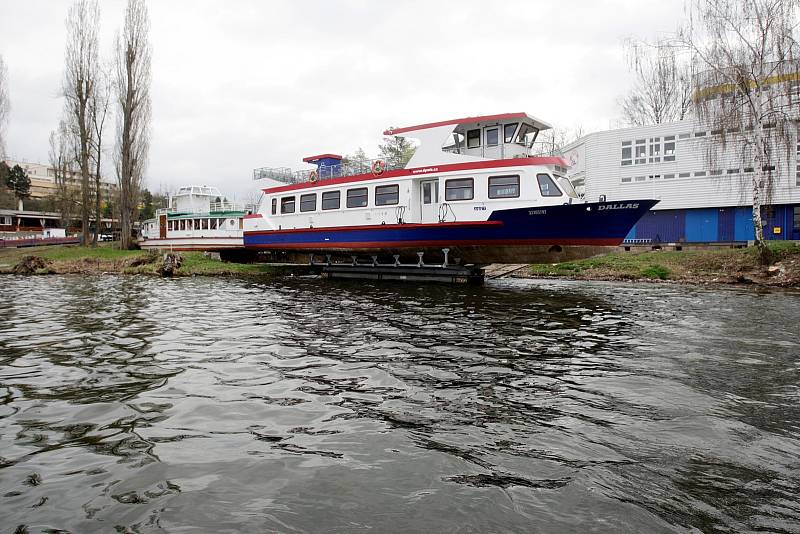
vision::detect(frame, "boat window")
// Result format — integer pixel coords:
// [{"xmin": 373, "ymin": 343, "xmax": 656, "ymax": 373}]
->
[
  {"xmin": 375, "ymin": 184, "xmax": 399, "ymax": 206},
  {"xmin": 300, "ymin": 193, "xmax": 317, "ymax": 212},
  {"xmin": 555, "ymin": 176, "xmax": 579, "ymax": 198},
  {"xmin": 180, "ymin": 220, "xmax": 186, "ymax": 230},
  {"xmin": 271, "ymin": 198, "xmax": 277, "ymax": 215},
  {"xmin": 322, "ymin": 190, "xmax": 340, "ymax": 210},
  {"xmin": 515, "ymin": 123, "xmax": 537, "ymax": 145},
  {"xmin": 281, "ymin": 196, "xmax": 296, "ymax": 214},
  {"xmin": 445, "ymin": 178, "xmax": 474, "ymax": 201},
  {"xmin": 210, "ymin": 218, "xmax": 218, "ymax": 229},
  {"xmin": 467, "ymin": 129, "xmax": 481, "ymax": 148},
  {"xmin": 536, "ymin": 173, "xmax": 563, "ymax": 197},
  {"xmin": 488, "ymin": 175, "xmax": 520, "ymax": 198},
  {"xmin": 503, "ymin": 123, "xmax": 518, "ymax": 143},
  {"xmin": 346, "ymin": 187, "xmax": 368, "ymax": 208},
  {"xmin": 485, "ymin": 128, "xmax": 499, "ymax": 147}
]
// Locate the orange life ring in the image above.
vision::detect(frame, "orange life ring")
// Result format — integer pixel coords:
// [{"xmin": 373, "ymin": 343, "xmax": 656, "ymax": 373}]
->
[
  {"xmin": 309, "ymin": 169, "xmax": 318, "ymax": 182},
  {"xmin": 372, "ymin": 159, "xmax": 386, "ymax": 176}
]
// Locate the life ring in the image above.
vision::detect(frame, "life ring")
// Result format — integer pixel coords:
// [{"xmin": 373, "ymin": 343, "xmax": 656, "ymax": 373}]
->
[
  {"xmin": 309, "ymin": 169, "xmax": 318, "ymax": 182},
  {"xmin": 372, "ymin": 159, "xmax": 386, "ymax": 176}
]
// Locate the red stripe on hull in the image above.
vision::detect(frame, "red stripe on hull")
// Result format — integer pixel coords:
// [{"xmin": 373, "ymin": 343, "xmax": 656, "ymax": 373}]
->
[
  {"xmin": 245, "ymin": 220, "xmax": 502, "ymax": 236},
  {"xmin": 246, "ymin": 237, "xmax": 621, "ymax": 249}
]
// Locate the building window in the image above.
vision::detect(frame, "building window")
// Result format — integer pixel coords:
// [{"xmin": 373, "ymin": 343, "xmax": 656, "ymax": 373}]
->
[
  {"xmin": 488, "ymin": 175, "xmax": 520, "ymax": 198},
  {"xmin": 762, "ymin": 165, "xmax": 776, "ymax": 172},
  {"xmin": 727, "ymin": 168, "xmax": 739, "ymax": 174},
  {"xmin": 322, "ymin": 191, "xmax": 340, "ymax": 210},
  {"xmin": 445, "ymin": 178, "xmax": 474, "ymax": 201},
  {"xmin": 485, "ymin": 128, "xmax": 499, "ymax": 147},
  {"xmin": 649, "ymin": 137, "xmax": 661, "ymax": 163},
  {"xmin": 346, "ymin": 187, "xmax": 368, "ymax": 208},
  {"xmin": 536, "ymin": 174, "xmax": 563, "ymax": 196},
  {"xmin": 710, "ymin": 170, "xmax": 723, "ymax": 176},
  {"xmin": 271, "ymin": 198, "xmax": 277, "ymax": 215},
  {"xmin": 796, "ymin": 140, "xmax": 800, "ymax": 186},
  {"xmin": 679, "ymin": 172, "xmax": 691, "ymax": 178},
  {"xmin": 375, "ymin": 184, "xmax": 399, "ymax": 206},
  {"xmin": 634, "ymin": 139, "xmax": 647, "ymax": 164},
  {"xmin": 503, "ymin": 123, "xmax": 517, "ymax": 143},
  {"xmin": 281, "ymin": 196, "xmax": 296, "ymax": 214},
  {"xmin": 664, "ymin": 173, "xmax": 675, "ymax": 179},
  {"xmin": 695, "ymin": 171, "xmax": 707, "ymax": 177},
  {"xmin": 663, "ymin": 136, "xmax": 676, "ymax": 161},
  {"xmin": 621, "ymin": 141, "xmax": 632, "ymax": 166},
  {"xmin": 621, "ymin": 177, "xmax": 632, "ymax": 183},
  {"xmin": 467, "ymin": 129, "xmax": 481, "ymax": 148},
  {"xmin": 744, "ymin": 167, "xmax": 754, "ymax": 173},
  {"xmin": 635, "ymin": 176, "xmax": 646, "ymax": 182},
  {"xmin": 300, "ymin": 193, "xmax": 316, "ymax": 212},
  {"xmin": 695, "ymin": 131, "xmax": 706, "ymax": 137},
  {"xmin": 678, "ymin": 133, "xmax": 691, "ymax": 139}
]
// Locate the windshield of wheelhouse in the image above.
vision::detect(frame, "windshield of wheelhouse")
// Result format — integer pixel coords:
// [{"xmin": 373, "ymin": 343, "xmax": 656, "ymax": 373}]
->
[{"xmin": 555, "ymin": 175, "xmax": 579, "ymax": 198}]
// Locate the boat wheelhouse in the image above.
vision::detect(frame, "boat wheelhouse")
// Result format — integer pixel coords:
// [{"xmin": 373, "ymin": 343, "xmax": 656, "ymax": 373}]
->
[
  {"xmin": 244, "ymin": 113, "xmax": 658, "ymax": 263},
  {"xmin": 140, "ymin": 185, "xmax": 253, "ymax": 252}
]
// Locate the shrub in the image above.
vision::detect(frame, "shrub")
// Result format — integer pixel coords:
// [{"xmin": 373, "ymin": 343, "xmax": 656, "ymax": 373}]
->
[{"xmin": 641, "ymin": 264, "xmax": 670, "ymax": 280}]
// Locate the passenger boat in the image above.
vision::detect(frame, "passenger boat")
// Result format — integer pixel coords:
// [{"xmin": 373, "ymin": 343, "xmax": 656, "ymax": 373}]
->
[
  {"xmin": 244, "ymin": 113, "xmax": 658, "ymax": 264},
  {"xmin": 139, "ymin": 185, "xmax": 253, "ymax": 253}
]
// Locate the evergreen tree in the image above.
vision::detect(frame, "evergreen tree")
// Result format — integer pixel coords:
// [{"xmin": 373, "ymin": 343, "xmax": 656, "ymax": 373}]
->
[
  {"xmin": 5, "ymin": 164, "xmax": 31, "ymax": 206},
  {"xmin": 378, "ymin": 133, "xmax": 416, "ymax": 168}
]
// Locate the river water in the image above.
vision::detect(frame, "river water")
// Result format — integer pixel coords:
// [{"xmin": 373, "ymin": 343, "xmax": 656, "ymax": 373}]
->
[{"xmin": 0, "ymin": 275, "xmax": 798, "ymax": 533}]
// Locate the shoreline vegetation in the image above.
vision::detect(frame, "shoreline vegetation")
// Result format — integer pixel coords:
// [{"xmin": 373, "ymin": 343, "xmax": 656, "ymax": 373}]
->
[{"xmin": 0, "ymin": 243, "xmax": 799, "ymax": 287}]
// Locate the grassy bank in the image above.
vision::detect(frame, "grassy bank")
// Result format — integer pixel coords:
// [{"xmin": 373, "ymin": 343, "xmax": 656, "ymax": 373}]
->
[
  {"xmin": 2, "ymin": 242, "xmax": 799, "ymax": 286},
  {"xmin": 521, "ymin": 242, "xmax": 800, "ymax": 287},
  {"xmin": 0, "ymin": 244, "xmax": 303, "ymax": 277}
]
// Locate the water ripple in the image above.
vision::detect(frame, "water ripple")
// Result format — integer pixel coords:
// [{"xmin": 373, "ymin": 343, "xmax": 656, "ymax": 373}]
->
[{"xmin": 1, "ymin": 274, "xmax": 798, "ymax": 532}]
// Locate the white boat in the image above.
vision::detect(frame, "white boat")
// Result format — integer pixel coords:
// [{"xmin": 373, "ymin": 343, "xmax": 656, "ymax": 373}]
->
[
  {"xmin": 244, "ymin": 112, "xmax": 657, "ymax": 263},
  {"xmin": 139, "ymin": 186, "xmax": 253, "ymax": 253}
]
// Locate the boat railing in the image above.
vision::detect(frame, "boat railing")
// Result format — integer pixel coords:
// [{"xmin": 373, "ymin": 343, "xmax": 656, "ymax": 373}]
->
[
  {"xmin": 442, "ymin": 141, "xmax": 561, "ymax": 158},
  {"xmin": 253, "ymin": 157, "xmax": 407, "ymax": 185},
  {"xmin": 155, "ymin": 207, "xmax": 176, "ymax": 216},
  {"xmin": 210, "ymin": 201, "xmax": 250, "ymax": 213}
]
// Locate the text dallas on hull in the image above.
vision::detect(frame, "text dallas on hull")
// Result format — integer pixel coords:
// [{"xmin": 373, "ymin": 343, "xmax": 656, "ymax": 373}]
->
[{"xmin": 245, "ymin": 112, "xmax": 658, "ymax": 264}]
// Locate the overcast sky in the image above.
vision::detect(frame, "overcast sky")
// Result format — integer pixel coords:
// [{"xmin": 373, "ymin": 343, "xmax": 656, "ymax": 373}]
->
[{"xmin": 0, "ymin": 0, "xmax": 684, "ymax": 198}]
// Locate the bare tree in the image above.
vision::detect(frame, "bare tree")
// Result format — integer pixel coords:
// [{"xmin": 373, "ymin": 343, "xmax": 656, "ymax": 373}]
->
[
  {"xmin": 679, "ymin": 0, "xmax": 800, "ymax": 263},
  {"xmin": 62, "ymin": 0, "xmax": 100, "ymax": 246},
  {"xmin": 0, "ymin": 54, "xmax": 9, "ymax": 157},
  {"xmin": 620, "ymin": 38, "xmax": 693, "ymax": 126},
  {"xmin": 49, "ymin": 119, "xmax": 79, "ymax": 228},
  {"xmin": 534, "ymin": 125, "xmax": 585, "ymax": 156},
  {"xmin": 89, "ymin": 65, "xmax": 111, "ymax": 245},
  {"xmin": 114, "ymin": 0, "xmax": 151, "ymax": 249}
]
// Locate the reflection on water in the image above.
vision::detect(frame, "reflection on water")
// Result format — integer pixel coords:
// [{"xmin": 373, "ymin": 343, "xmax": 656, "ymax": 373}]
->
[{"xmin": 1, "ymin": 275, "xmax": 798, "ymax": 533}]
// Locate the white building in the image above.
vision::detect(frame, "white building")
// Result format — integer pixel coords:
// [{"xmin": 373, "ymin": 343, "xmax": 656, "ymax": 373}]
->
[{"xmin": 562, "ymin": 119, "xmax": 800, "ymax": 242}]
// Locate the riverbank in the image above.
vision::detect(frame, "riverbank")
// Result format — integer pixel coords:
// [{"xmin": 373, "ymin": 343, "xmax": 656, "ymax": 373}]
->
[
  {"xmin": 0, "ymin": 245, "xmax": 308, "ymax": 277},
  {"xmin": 517, "ymin": 242, "xmax": 800, "ymax": 287},
  {"xmin": 2, "ymin": 242, "xmax": 799, "ymax": 286}
]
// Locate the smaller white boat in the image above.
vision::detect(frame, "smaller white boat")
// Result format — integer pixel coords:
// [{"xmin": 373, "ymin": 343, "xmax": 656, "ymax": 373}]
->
[{"xmin": 139, "ymin": 186, "xmax": 253, "ymax": 252}]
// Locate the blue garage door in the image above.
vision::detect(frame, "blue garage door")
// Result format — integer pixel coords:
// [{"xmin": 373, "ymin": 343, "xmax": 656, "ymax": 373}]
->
[
  {"xmin": 734, "ymin": 208, "xmax": 755, "ymax": 241},
  {"xmin": 685, "ymin": 209, "xmax": 719, "ymax": 242}
]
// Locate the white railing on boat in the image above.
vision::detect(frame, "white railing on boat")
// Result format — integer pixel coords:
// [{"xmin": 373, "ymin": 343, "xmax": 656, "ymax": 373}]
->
[
  {"xmin": 156, "ymin": 207, "xmax": 177, "ymax": 216},
  {"xmin": 210, "ymin": 201, "xmax": 253, "ymax": 213},
  {"xmin": 253, "ymin": 157, "xmax": 407, "ymax": 184}
]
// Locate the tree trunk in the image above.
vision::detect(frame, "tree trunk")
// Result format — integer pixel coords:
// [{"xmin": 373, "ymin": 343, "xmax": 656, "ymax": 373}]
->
[{"xmin": 78, "ymin": 96, "xmax": 91, "ymax": 247}]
